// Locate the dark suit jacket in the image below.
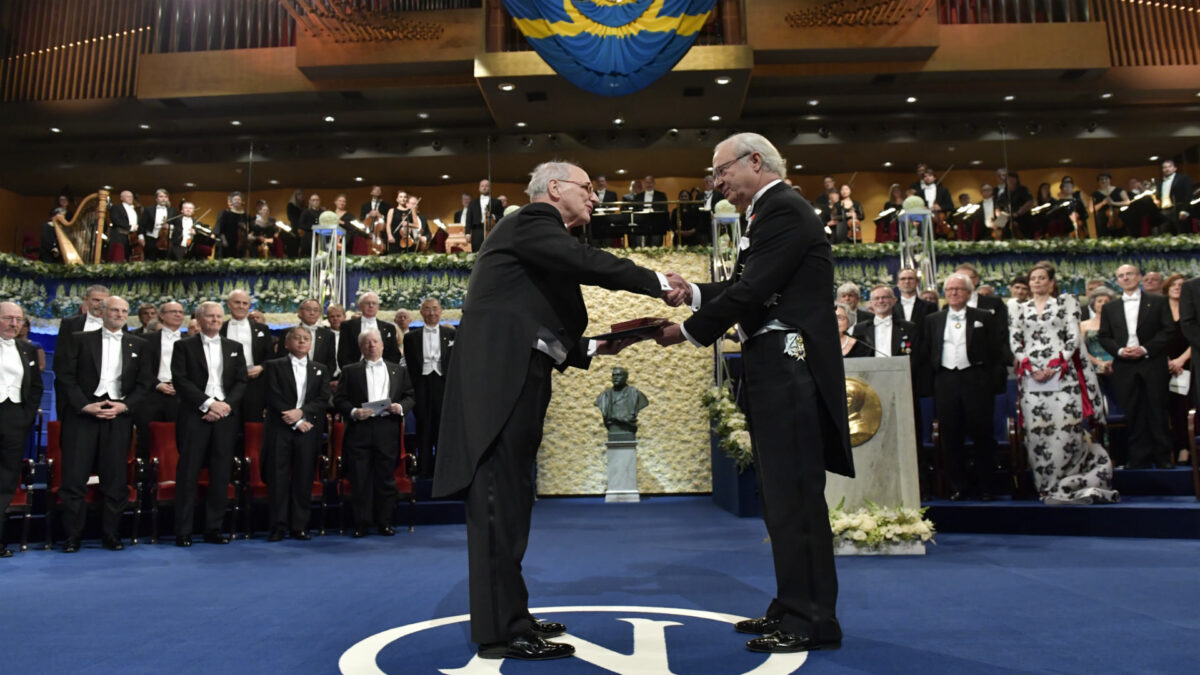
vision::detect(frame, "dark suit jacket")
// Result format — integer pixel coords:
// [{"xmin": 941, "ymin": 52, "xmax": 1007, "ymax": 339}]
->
[
  {"xmin": 432, "ymin": 202, "xmax": 664, "ymax": 497},
  {"xmin": 107, "ymin": 202, "xmax": 141, "ymax": 246},
  {"xmin": 919, "ymin": 307, "xmax": 1007, "ymax": 396},
  {"xmin": 56, "ymin": 330, "xmax": 150, "ymax": 414},
  {"xmin": 893, "ymin": 296, "xmax": 936, "ymax": 340},
  {"xmin": 9, "ymin": 338, "xmax": 44, "ymax": 422},
  {"xmin": 917, "ymin": 183, "xmax": 954, "ymax": 213},
  {"xmin": 360, "ymin": 199, "xmax": 388, "ymax": 222},
  {"xmin": 682, "ymin": 182, "xmax": 853, "ymax": 477},
  {"xmin": 264, "ymin": 355, "xmax": 331, "ymax": 432},
  {"xmin": 632, "ymin": 190, "xmax": 669, "ymax": 212},
  {"xmin": 138, "ymin": 205, "xmax": 180, "ymax": 245},
  {"xmin": 140, "ymin": 329, "xmax": 181, "ymax": 384},
  {"xmin": 276, "ymin": 324, "xmax": 336, "ymax": 371},
  {"xmin": 403, "ymin": 324, "xmax": 455, "ymax": 384},
  {"xmin": 1162, "ymin": 172, "xmax": 1194, "ymax": 213},
  {"xmin": 170, "ymin": 335, "xmax": 249, "ymax": 413},
  {"xmin": 850, "ymin": 316, "xmax": 917, "ymax": 358},
  {"xmin": 220, "ymin": 319, "xmax": 274, "ymax": 369},
  {"xmin": 1098, "ymin": 292, "xmax": 1175, "ymax": 362},
  {"xmin": 465, "ymin": 197, "xmax": 504, "ymax": 230},
  {"xmin": 701, "ymin": 190, "xmax": 725, "ymax": 211},
  {"xmin": 39, "ymin": 221, "xmax": 61, "ymax": 263},
  {"xmin": 1179, "ymin": 277, "xmax": 1200, "ymax": 403},
  {"xmin": 338, "ymin": 317, "xmax": 401, "ymax": 368},
  {"xmin": 595, "ymin": 189, "xmax": 619, "ymax": 204},
  {"xmin": 333, "ymin": 359, "xmax": 415, "ymax": 446},
  {"xmin": 972, "ymin": 294, "xmax": 1013, "ymax": 363}
]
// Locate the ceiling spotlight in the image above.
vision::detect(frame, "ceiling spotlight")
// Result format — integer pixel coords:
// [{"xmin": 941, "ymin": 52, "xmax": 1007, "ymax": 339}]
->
[
  {"xmin": 804, "ymin": 115, "xmax": 820, "ymax": 121},
  {"xmin": 441, "ymin": 174, "xmax": 450, "ymax": 180},
  {"xmin": 138, "ymin": 123, "xmax": 151, "ymax": 130},
  {"xmin": 612, "ymin": 117, "xmax": 624, "ymax": 126},
  {"xmin": 970, "ymin": 159, "xmax": 982, "ymax": 165},
  {"xmin": 184, "ymin": 182, "xmax": 196, "ymax": 188},
  {"xmin": 324, "ymin": 115, "xmax": 335, "ymax": 123},
  {"xmin": 1149, "ymin": 155, "xmax": 1159, "ymax": 161},
  {"xmin": 1100, "ymin": 92, "xmax": 1113, "ymax": 99},
  {"xmin": 1059, "ymin": 158, "xmax": 1072, "ymax": 164},
  {"xmin": 793, "ymin": 164, "xmax": 803, "ymax": 170},
  {"xmin": 102, "ymin": 185, "xmax": 113, "ymax": 190},
  {"xmin": 417, "ymin": 112, "xmax": 429, "ymax": 119},
  {"xmin": 230, "ymin": 120, "xmax": 241, "ymax": 126},
  {"xmin": 516, "ymin": 121, "xmax": 527, "ymax": 128},
  {"xmin": 50, "ymin": 127, "xmax": 61, "ymax": 133},
  {"xmin": 710, "ymin": 115, "xmax": 721, "ymax": 122},
  {"xmin": 355, "ymin": 176, "xmax": 364, "ymax": 182},
  {"xmin": 498, "ymin": 82, "xmax": 515, "ymax": 92},
  {"xmin": 668, "ymin": 128, "xmax": 679, "ymax": 136},
  {"xmin": 616, "ymin": 168, "xmax": 627, "ymax": 175},
  {"xmin": 906, "ymin": 96, "xmax": 918, "ymax": 103},
  {"xmin": 882, "ymin": 161, "xmax": 893, "ymax": 167},
  {"xmin": 807, "ymin": 99, "xmax": 819, "ymax": 107},
  {"xmin": 714, "ymin": 76, "xmax": 731, "ymax": 86},
  {"xmin": 1003, "ymin": 95, "xmax": 1015, "ymax": 102},
  {"xmin": 268, "ymin": 179, "xmax": 279, "ymax": 185}
]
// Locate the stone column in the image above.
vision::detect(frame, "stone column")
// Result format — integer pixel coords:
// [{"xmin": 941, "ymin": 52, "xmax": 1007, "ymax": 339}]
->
[{"xmin": 605, "ymin": 439, "xmax": 639, "ymax": 503}]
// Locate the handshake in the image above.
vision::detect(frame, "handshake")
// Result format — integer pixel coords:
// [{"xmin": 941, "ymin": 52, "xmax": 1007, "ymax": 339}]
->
[{"xmin": 592, "ymin": 271, "xmax": 693, "ymax": 355}]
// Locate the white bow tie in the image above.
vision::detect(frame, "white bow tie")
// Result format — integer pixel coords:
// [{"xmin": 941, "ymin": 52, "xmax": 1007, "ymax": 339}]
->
[
  {"xmin": 103, "ymin": 330, "xmax": 122, "ymax": 342},
  {"xmin": 949, "ymin": 312, "xmax": 965, "ymax": 322},
  {"xmin": 163, "ymin": 330, "xmax": 180, "ymax": 340},
  {"xmin": 230, "ymin": 318, "xmax": 248, "ymax": 327},
  {"xmin": 1123, "ymin": 295, "xmax": 1139, "ymax": 302},
  {"xmin": 366, "ymin": 360, "xmax": 385, "ymax": 370},
  {"xmin": 201, "ymin": 335, "xmax": 221, "ymax": 346},
  {"xmin": 873, "ymin": 317, "xmax": 891, "ymax": 327},
  {"xmin": 0, "ymin": 337, "xmax": 14, "ymax": 347}
]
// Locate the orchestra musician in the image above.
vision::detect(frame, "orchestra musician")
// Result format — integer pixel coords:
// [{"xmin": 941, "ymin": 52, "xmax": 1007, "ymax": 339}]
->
[
  {"xmin": 297, "ymin": 193, "xmax": 322, "ymax": 257},
  {"xmin": 216, "ymin": 192, "xmax": 248, "ymax": 259},
  {"xmin": 406, "ymin": 195, "xmax": 430, "ymax": 252},
  {"xmin": 1157, "ymin": 159, "xmax": 1194, "ymax": 235},
  {"xmin": 594, "ymin": 174, "xmax": 618, "ymax": 204},
  {"xmin": 1092, "ymin": 173, "xmax": 1130, "ymax": 238},
  {"xmin": 283, "ymin": 189, "xmax": 304, "ymax": 258},
  {"xmin": 332, "ymin": 194, "xmax": 359, "ymax": 245},
  {"xmin": 138, "ymin": 189, "xmax": 177, "ymax": 261},
  {"xmin": 633, "ymin": 175, "xmax": 669, "ymax": 246},
  {"xmin": 106, "ymin": 190, "xmax": 141, "ymax": 263},
  {"xmin": 357, "ymin": 186, "xmax": 388, "ymax": 256},
  {"xmin": 249, "ymin": 201, "xmax": 280, "ymax": 259},
  {"xmin": 385, "ymin": 189, "xmax": 410, "ymax": 254},
  {"xmin": 832, "ymin": 184, "xmax": 864, "ymax": 244},
  {"xmin": 1001, "ymin": 171, "xmax": 1036, "ymax": 238},
  {"xmin": 874, "ymin": 184, "xmax": 904, "ymax": 243},
  {"xmin": 466, "ymin": 179, "xmax": 504, "ymax": 252}
]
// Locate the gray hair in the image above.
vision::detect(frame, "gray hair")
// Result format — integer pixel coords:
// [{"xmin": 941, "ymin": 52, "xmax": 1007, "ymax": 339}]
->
[
  {"xmin": 84, "ymin": 284, "xmax": 110, "ymax": 299},
  {"xmin": 1087, "ymin": 286, "xmax": 1117, "ymax": 312},
  {"xmin": 716, "ymin": 133, "xmax": 787, "ymax": 178},
  {"xmin": 525, "ymin": 160, "xmax": 579, "ymax": 199},
  {"xmin": 357, "ymin": 328, "xmax": 382, "ymax": 350},
  {"xmin": 197, "ymin": 301, "xmax": 223, "ymax": 316},
  {"xmin": 834, "ymin": 301, "xmax": 854, "ymax": 318},
  {"xmin": 943, "ymin": 273, "xmax": 975, "ymax": 293},
  {"xmin": 836, "ymin": 282, "xmax": 861, "ymax": 297}
]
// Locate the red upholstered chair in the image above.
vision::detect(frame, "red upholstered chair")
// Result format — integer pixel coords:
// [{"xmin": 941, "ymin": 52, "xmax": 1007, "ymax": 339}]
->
[
  {"xmin": 2, "ymin": 456, "xmax": 35, "ymax": 552},
  {"xmin": 44, "ymin": 420, "xmax": 144, "ymax": 549},
  {"xmin": 330, "ymin": 418, "xmax": 417, "ymax": 534},
  {"xmin": 238, "ymin": 421, "xmax": 330, "ymax": 539},
  {"xmin": 146, "ymin": 421, "xmax": 241, "ymax": 544}
]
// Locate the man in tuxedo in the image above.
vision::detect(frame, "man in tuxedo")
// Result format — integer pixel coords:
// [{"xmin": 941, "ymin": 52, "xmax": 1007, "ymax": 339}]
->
[
  {"xmin": 106, "ymin": 190, "xmax": 140, "ymax": 263},
  {"xmin": 263, "ymin": 327, "xmax": 330, "ymax": 541},
  {"xmin": 917, "ymin": 168, "xmax": 954, "ymax": 216},
  {"xmin": 594, "ymin": 174, "xmax": 618, "ymax": 204},
  {"xmin": 337, "ymin": 292, "xmax": 400, "ymax": 367},
  {"xmin": 433, "ymin": 160, "xmax": 686, "ymax": 661},
  {"xmin": 404, "ymin": 297, "xmax": 454, "ymax": 479},
  {"xmin": 851, "ymin": 286, "xmax": 916, "ymax": 358},
  {"xmin": 656, "ymin": 133, "xmax": 853, "ymax": 656},
  {"xmin": 221, "ymin": 289, "xmax": 272, "ymax": 423},
  {"xmin": 132, "ymin": 304, "xmax": 157, "ymax": 336},
  {"xmin": 39, "ymin": 208, "xmax": 64, "ymax": 263},
  {"xmin": 466, "ymin": 179, "xmax": 505, "ymax": 252},
  {"xmin": 1099, "ymin": 265, "xmax": 1176, "ymax": 468},
  {"xmin": 633, "ymin": 174, "xmax": 669, "ymax": 246},
  {"xmin": 1177, "ymin": 275, "xmax": 1200, "ymax": 411},
  {"xmin": 171, "ymin": 200, "xmax": 199, "ymax": 261},
  {"xmin": 54, "ymin": 285, "xmax": 109, "ymax": 419},
  {"xmin": 893, "ymin": 267, "xmax": 936, "ymax": 341},
  {"xmin": 327, "ymin": 304, "xmax": 347, "ymax": 381},
  {"xmin": 55, "ymin": 296, "xmax": 150, "ymax": 552},
  {"xmin": 452, "ymin": 193, "xmax": 472, "ymax": 231},
  {"xmin": 920, "ymin": 274, "xmax": 1007, "ymax": 501},
  {"xmin": 0, "ymin": 302, "xmax": 44, "ymax": 557},
  {"xmin": 360, "ymin": 185, "xmax": 388, "ymax": 223},
  {"xmin": 836, "ymin": 282, "xmax": 873, "ymax": 328},
  {"xmin": 138, "ymin": 189, "xmax": 177, "ymax": 261},
  {"xmin": 333, "ymin": 329, "xmax": 414, "ymax": 538},
  {"xmin": 700, "ymin": 174, "xmax": 725, "ymax": 211},
  {"xmin": 1158, "ymin": 159, "xmax": 1194, "ymax": 235},
  {"xmin": 955, "ymin": 263, "xmax": 1014, "ymax": 365},
  {"xmin": 171, "ymin": 301, "xmax": 248, "ymax": 546},
  {"xmin": 134, "ymin": 301, "xmax": 185, "ymax": 460},
  {"xmin": 281, "ymin": 299, "xmax": 336, "ymax": 371}
]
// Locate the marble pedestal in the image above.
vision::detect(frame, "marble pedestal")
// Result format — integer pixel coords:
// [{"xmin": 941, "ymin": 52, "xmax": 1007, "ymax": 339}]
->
[
  {"xmin": 827, "ymin": 356, "xmax": 921, "ymax": 511},
  {"xmin": 605, "ymin": 439, "xmax": 640, "ymax": 503}
]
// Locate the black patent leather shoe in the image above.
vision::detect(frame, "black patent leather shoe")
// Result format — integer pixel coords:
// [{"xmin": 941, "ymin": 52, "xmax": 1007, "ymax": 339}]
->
[
  {"xmin": 0, "ymin": 547, "xmax": 12, "ymax": 558},
  {"xmin": 530, "ymin": 618, "xmax": 567, "ymax": 638},
  {"xmin": 102, "ymin": 536, "xmax": 125, "ymax": 551},
  {"xmin": 203, "ymin": 532, "xmax": 230, "ymax": 545},
  {"xmin": 477, "ymin": 633, "xmax": 575, "ymax": 661},
  {"xmin": 746, "ymin": 630, "xmax": 841, "ymax": 653},
  {"xmin": 267, "ymin": 530, "xmax": 285, "ymax": 542},
  {"xmin": 377, "ymin": 525, "xmax": 396, "ymax": 537},
  {"xmin": 735, "ymin": 616, "xmax": 781, "ymax": 635},
  {"xmin": 291, "ymin": 530, "xmax": 312, "ymax": 541},
  {"xmin": 176, "ymin": 535, "xmax": 192, "ymax": 547},
  {"xmin": 63, "ymin": 538, "xmax": 81, "ymax": 553}
]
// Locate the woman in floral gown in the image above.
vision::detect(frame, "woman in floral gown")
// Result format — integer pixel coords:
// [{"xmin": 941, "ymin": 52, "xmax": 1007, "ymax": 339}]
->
[{"xmin": 1009, "ymin": 263, "xmax": 1119, "ymax": 505}]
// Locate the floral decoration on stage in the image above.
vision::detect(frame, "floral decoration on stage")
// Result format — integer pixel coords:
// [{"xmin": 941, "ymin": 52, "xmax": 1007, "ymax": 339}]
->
[
  {"xmin": 829, "ymin": 498, "xmax": 935, "ymax": 548},
  {"xmin": 702, "ymin": 385, "xmax": 753, "ymax": 471}
]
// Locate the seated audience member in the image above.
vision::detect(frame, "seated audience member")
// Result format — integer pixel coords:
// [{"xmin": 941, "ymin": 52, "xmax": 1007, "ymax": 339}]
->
[
  {"xmin": 1164, "ymin": 274, "xmax": 1193, "ymax": 465},
  {"xmin": 1081, "ymin": 287, "xmax": 1117, "ymax": 377},
  {"xmin": 332, "ymin": 330, "xmax": 415, "ymax": 537},
  {"xmin": 0, "ymin": 302, "xmax": 44, "ymax": 557},
  {"xmin": 1098, "ymin": 265, "xmax": 1176, "ymax": 469},
  {"xmin": 836, "ymin": 303, "xmax": 871, "ymax": 358},
  {"xmin": 920, "ymin": 274, "xmax": 1007, "ymax": 500},
  {"xmin": 263, "ymin": 327, "xmax": 331, "ymax": 541},
  {"xmin": 850, "ymin": 286, "xmax": 916, "ymax": 359},
  {"xmin": 836, "ymin": 282, "xmax": 872, "ymax": 327}
]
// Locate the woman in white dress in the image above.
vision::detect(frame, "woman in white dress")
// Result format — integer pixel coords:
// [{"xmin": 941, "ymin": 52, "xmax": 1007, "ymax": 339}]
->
[{"xmin": 1009, "ymin": 263, "xmax": 1119, "ymax": 505}]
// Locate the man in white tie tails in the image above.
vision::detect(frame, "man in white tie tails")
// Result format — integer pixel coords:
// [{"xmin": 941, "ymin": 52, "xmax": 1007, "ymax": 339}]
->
[
  {"xmin": 404, "ymin": 297, "xmax": 455, "ymax": 479},
  {"xmin": 138, "ymin": 189, "xmax": 177, "ymax": 261},
  {"xmin": 851, "ymin": 285, "xmax": 915, "ymax": 358},
  {"xmin": 0, "ymin": 302, "xmax": 44, "ymax": 557},
  {"xmin": 54, "ymin": 285, "xmax": 109, "ymax": 420},
  {"xmin": 222, "ymin": 289, "xmax": 272, "ymax": 423},
  {"xmin": 134, "ymin": 301, "xmax": 185, "ymax": 460},
  {"xmin": 919, "ymin": 274, "xmax": 1006, "ymax": 501}
]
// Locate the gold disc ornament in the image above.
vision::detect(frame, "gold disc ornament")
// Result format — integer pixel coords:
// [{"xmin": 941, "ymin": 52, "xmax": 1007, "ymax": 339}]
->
[{"xmin": 844, "ymin": 376, "xmax": 883, "ymax": 447}]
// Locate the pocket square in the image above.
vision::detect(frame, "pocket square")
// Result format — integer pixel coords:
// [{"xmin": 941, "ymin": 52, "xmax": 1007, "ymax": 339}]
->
[
  {"xmin": 131, "ymin": 353, "xmax": 138, "ymax": 358},
  {"xmin": 973, "ymin": 321, "xmax": 984, "ymax": 328},
  {"xmin": 448, "ymin": 341, "xmax": 455, "ymax": 347}
]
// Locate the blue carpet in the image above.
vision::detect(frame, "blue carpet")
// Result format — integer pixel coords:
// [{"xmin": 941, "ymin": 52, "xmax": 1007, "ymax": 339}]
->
[{"xmin": 2, "ymin": 496, "xmax": 1198, "ymax": 674}]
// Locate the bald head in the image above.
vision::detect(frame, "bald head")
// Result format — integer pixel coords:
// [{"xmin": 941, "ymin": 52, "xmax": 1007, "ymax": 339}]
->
[
  {"xmin": 0, "ymin": 302, "xmax": 23, "ymax": 340},
  {"xmin": 101, "ymin": 296, "xmax": 130, "ymax": 332}
]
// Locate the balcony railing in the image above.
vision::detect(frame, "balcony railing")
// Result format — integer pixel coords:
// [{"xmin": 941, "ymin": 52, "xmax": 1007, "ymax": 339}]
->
[{"xmin": 937, "ymin": 0, "xmax": 1093, "ymax": 23}]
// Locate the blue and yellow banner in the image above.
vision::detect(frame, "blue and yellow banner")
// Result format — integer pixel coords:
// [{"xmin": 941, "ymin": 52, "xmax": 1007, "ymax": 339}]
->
[{"xmin": 503, "ymin": 0, "xmax": 718, "ymax": 97}]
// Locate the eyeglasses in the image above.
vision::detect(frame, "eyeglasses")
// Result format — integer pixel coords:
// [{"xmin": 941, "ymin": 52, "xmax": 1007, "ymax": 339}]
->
[
  {"xmin": 712, "ymin": 153, "xmax": 751, "ymax": 180},
  {"xmin": 556, "ymin": 179, "xmax": 596, "ymax": 196}
]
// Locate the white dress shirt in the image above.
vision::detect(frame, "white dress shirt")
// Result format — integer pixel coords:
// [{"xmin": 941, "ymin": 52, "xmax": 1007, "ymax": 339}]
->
[
  {"xmin": 95, "ymin": 330, "xmax": 124, "ymax": 400},
  {"xmin": 330, "ymin": 329, "xmax": 341, "ymax": 376},
  {"xmin": 180, "ymin": 216, "xmax": 194, "ymax": 246},
  {"xmin": 360, "ymin": 317, "xmax": 378, "ymax": 336},
  {"xmin": 703, "ymin": 190, "xmax": 715, "ymax": 210},
  {"xmin": 643, "ymin": 191, "xmax": 654, "ymax": 207},
  {"xmin": 941, "ymin": 310, "xmax": 970, "ymax": 370},
  {"xmin": 365, "ymin": 358, "xmax": 389, "ymax": 403},
  {"xmin": 122, "ymin": 203, "xmax": 139, "ymax": 231},
  {"xmin": 923, "ymin": 183, "xmax": 938, "ymax": 208},
  {"xmin": 1161, "ymin": 174, "xmax": 1175, "ymax": 209},
  {"xmin": 899, "ymin": 295, "xmax": 916, "ymax": 322},
  {"xmin": 301, "ymin": 322, "xmax": 319, "ymax": 357},
  {"xmin": 151, "ymin": 205, "xmax": 167, "ymax": 237},
  {"xmin": 83, "ymin": 313, "xmax": 104, "ymax": 332},
  {"xmin": 201, "ymin": 334, "xmax": 225, "ymax": 409},
  {"xmin": 226, "ymin": 318, "xmax": 255, "ymax": 367},
  {"xmin": 0, "ymin": 337, "xmax": 24, "ymax": 404},
  {"xmin": 421, "ymin": 325, "xmax": 442, "ymax": 376},
  {"xmin": 479, "ymin": 195, "xmax": 491, "ymax": 218},
  {"xmin": 157, "ymin": 329, "xmax": 181, "ymax": 382},
  {"xmin": 873, "ymin": 316, "xmax": 893, "ymax": 357},
  {"xmin": 967, "ymin": 292, "xmax": 980, "ymax": 309},
  {"xmin": 290, "ymin": 355, "xmax": 308, "ymax": 410},
  {"xmin": 1122, "ymin": 291, "xmax": 1141, "ymax": 348},
  {"xmin": 982, "ymin": 197, "xmax": 995, "ymax": 224}
]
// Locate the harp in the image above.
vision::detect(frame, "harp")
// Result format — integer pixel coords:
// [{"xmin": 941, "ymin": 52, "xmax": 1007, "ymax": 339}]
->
[{"xmin": 53, "ymin": 189, "xmax": 109, "ymax": 265}]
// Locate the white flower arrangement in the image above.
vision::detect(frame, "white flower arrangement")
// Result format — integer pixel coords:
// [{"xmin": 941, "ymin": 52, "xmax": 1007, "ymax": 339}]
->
[
  {"xmin": 828, "ymin": 498, "xmax": 935, "ymax": 548},
  {"xmin": 702, "ymin": 385, "xmax": 754, "ymax": 471}
]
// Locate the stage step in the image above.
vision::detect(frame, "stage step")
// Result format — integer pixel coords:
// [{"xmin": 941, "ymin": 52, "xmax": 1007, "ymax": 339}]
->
[
  {"xmin": 1112, "ymin": 466, "xmax": 1196, "ymax": 497},
  {"xmin": 924, "ymin": 495, "xmax": 1200, "ymax": 540}
]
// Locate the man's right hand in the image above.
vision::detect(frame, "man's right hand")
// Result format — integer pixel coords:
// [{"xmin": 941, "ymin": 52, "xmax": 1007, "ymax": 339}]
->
[
  {"xmin": 156, "ymin": 382, "xmax": 176, "ymax": 396},
  {"xmin": 209, "ymin": 400, "xmax": 232, "ymax": 417},
  {"xmin": 352, "ymin": 407, "xmax": 373, "ymax": 421},
  {"xmin": 663, "ymin": 271, "xmax": 692, "ymax": 307}
]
